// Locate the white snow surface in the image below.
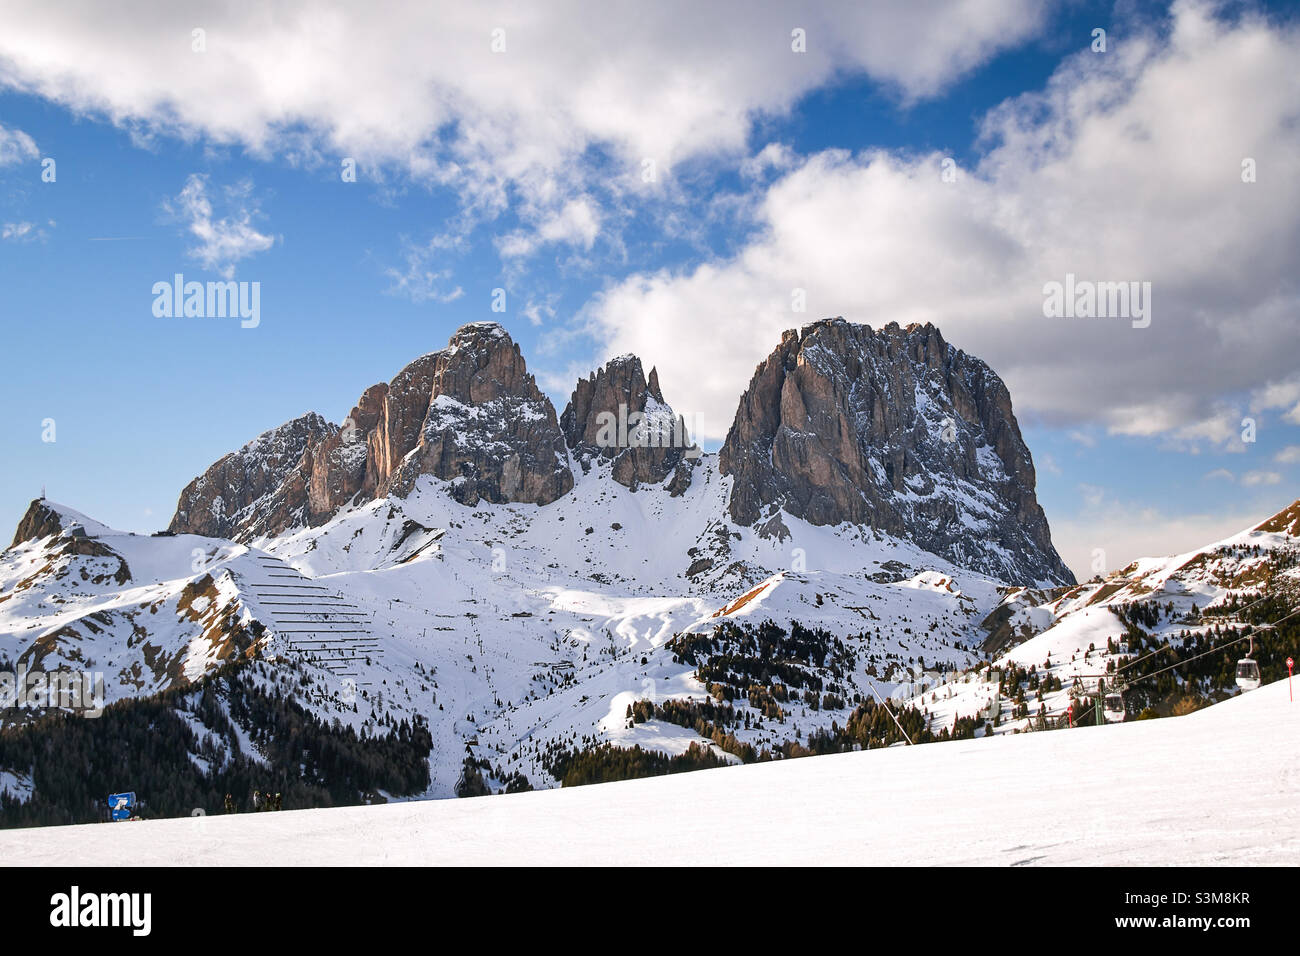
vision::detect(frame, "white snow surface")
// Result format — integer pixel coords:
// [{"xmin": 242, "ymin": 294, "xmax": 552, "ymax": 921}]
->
[
  {"xmin": 5, "ymin": 474, "xmax": 1298, "ymax": 802},
  {"xmin": 2, "ymin": 460, "xmax": 1005, "ymax": 795},
  {"xmin": 1, "ymin": 677, "xmax": 1294, "ymax": 866}
]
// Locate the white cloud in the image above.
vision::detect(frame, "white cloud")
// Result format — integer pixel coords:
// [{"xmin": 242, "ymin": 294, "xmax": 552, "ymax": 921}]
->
[
  {"xmin": 585, "ymin": 2, "xmax": 1300, "ymax": 440},
  {"xmin": 741, "ymin": 142, "xmax": 797, "ymax": 181},
  {"xmin": 382, "ymin": 247, "xmax": 465, "ymax": 304},
  {"xmin": 0, "ymin": 0, "xmax": 1048, "ymax": 256},
  {"xmin": 1203, "ymin": 468, "xmax": 1235, "ymax": 482},
  {"xmin": 164, "ymin": 174, "xmax": 275, "ymax": 278},
  {"xmin": 1240, "ymin": 470, "xmax": 1281, "ymax": 487},
  {"xmin": 1106, "ymin": 403, "xmax": 1249, "ymax": 453},
  {"xmin": 1051, "ymin": 501, "xmax": 1266, "ymax": 582},
  {"xmin": 1078, "ymin": 483, "xmax": 1107, "ymax": 509},
  {"xmin": 1251, "ymin": 376, "xmax": 1300, "ymax": 426},
  {"xmin": 1275, "ymin": 445, "xmax": 1300, "ymax": 464},
  {"xmin": 497, "ymin": 198, "xmax": 601, "ymax": 260},
  {"xmin": 520, "ymin": 295, "xmax": 560, "ymax": 328},
  {"xmin": 0, "ymin": 122, "xmax": 38, "ymax": 165},
  {"xmin": 2, "ymin": 219, "xmax": 53, "ymax": 241}
]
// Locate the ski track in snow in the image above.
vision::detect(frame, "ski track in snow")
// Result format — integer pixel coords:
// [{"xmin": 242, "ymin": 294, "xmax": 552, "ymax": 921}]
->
[{"xmin": 1, "ymin": 677, "xmax": 1294, "ymax": 866}]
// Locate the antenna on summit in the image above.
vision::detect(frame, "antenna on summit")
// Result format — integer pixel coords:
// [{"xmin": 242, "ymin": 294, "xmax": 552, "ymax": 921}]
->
[{"xmin": 40, "ymin": 484, "xmax": 46, "ymax": 500}]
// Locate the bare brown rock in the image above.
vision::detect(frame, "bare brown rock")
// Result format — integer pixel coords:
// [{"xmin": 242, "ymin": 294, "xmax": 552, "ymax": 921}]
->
[
  {"xmin": 364, "ymin": 353, "xmax": 441, "ymax": 496},
  {"xmin": 561, "ymin": 354, "xmax": 698, "ymax": 491},
  {"xmin": 720, "ymin": 318, "xmax": 1073, "ymax": 585},
  {"xmin": 168, "ymin": 412, "xmax": 335, "ymax": 539},
  {"xmin": 10, "ymin": 499, "xmax": 66, "ymax": 547},
  {"xmin": 170, "ymin": 323, "xmax": 573, "ymax": 540},
  {"xmin": 385, "ymin": 323, "xmax": 572, "ymax": 506},
  {"xmin": 308, "ymin": 382, "xmax": 388, "ymax": 521}
]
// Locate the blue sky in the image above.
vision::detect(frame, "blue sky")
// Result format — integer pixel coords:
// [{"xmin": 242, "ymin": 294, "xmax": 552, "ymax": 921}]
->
[{"xmin": 2, "ymin": 0, "xmax": 1299, "ymax": 578}]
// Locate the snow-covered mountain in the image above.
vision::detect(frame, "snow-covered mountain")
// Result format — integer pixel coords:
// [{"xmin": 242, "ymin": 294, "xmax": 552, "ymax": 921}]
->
[
  {"xmin": 900, "ymin": 499, "xmax": 1300, "ymax": 737},
  {"xmin": 18, "ymin": 319, "xmax": 1290, "ymax": 822},
  {"xmin": 164, "ymin": 319, "xmax": 1071, "ymax": 586},
  {"xmin": 0, "ymin": 458, "xmax": 1008, "ymax": 798}
]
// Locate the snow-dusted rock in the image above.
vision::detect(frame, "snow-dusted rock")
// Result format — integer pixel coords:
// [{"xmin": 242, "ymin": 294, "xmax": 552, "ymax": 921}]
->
[
  {"xmin": 719, "ymin": 318, "xmax": 1073, "ymax": 586},
  {"xmin": 561, "ymin": 353, "xmax": 698, "ymax": 493}
]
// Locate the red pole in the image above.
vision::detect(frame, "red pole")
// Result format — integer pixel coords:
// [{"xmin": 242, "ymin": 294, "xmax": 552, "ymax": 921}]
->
[
  {"xmin": 1288, "ymin": 657, "xmax": 1294, "ymax": 701},
  {"xmin": 1068, "ymin": 704, "xmax": 1073, "ymax": 728}
]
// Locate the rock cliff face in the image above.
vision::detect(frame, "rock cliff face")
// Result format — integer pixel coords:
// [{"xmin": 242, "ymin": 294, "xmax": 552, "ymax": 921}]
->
[
  {"xmin": 719, "ymin": 318, "xmax": 1074, "ymax": 585},
  {"xmin": 307, "ymin": 381, "xmax": 388, "ymax": 522},
  {"xmin": 384, "ymin": 323, "xmax": 572, "ymax": 506},
  {"xmin": 168, "ymin": 413, "xmax": 335, "ymax": 539},
  {"xmin": 166, "ymin": 317, "xmax": 1071, "ymax": 586},
  {"xmin": 11, "ymin": 499, "xmax": 67, "ymax": 547},
  {"xmin": 362, "ymin": 354, "xmax": 440, "ymax": 498},
  {"xmin": 169, "ymin": 323, "xmax": 571, "ymax": 539},
  {"xmin": 561, "ymin": 354, "xmax": 697, "ymax": 494}
]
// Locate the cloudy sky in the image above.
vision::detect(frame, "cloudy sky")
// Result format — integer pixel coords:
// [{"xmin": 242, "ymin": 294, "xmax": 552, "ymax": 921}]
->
[{"xmin": 1, "ymin": 0, "xmax": 1298, "ymax": 578}]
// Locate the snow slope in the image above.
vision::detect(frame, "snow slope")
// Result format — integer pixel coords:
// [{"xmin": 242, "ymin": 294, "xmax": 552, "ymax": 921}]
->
[
  {"xmin": 2, "ymin": 676, "xmax": 1294, "ymax": 866},
  {"xmin": 901, "ymin": 506, "xmax": 1300, "ymax": 737},
  {"xmin": 4, "ymin": 465, "xmax": 1009, "ymax": 794},
  {"xmin": 6, "ymin": 483, "xmax": 1297, "ymax": 804}
]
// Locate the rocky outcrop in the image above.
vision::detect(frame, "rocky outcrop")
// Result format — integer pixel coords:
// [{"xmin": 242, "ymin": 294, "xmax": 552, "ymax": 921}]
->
[
  {"xmin": 1256, "ymin": 499, "xmax": 1300, "ymax": 537},
  {"xmin": 8, "ymin": 499, "xmax": 131, "ymax": 583},
  {"xmin": 363, "ymin": 354, "xmax": 440, "ymax": 497},
  {"xmin": 308, "ymin": 382, "xmax": 388, "ymax": 522},
  {"xmin": 385, "ymin": 323, "xmax": 572, "ymax": 506},
  {"xmin": 169, "ymin": 323, "xmax": 572, "ymax": 539},
  {"xmin": 168, "ymin": 413, "xmax": 335, "ymax": 539},
  {"xmin": 720, "ymin": 318, "xmax": 1074, "ymax": 586},
  {"xmin": 561, "ymin": 354, "xmax": 698, "ymax": 493},
  {"xmin": 11, "ymin": 499, "xmax": 66, "ymax": 547},
  {"xmin": 164, "ymin": 318, "xmax": 1071, "ymax": 586}
]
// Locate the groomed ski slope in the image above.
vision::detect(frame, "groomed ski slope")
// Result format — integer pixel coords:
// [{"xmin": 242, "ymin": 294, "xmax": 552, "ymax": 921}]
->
[{"xmin": 2, "ymin": 678, "xmax": 1296, "ymax": 866}]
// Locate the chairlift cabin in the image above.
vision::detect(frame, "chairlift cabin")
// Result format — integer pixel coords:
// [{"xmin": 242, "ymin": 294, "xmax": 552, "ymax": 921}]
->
[
  {"xmin": 1235, "ymin": 658, "xmax": 1261, "ymax": 691},
  {"xmin": 1103, "ymin": 692, "xmax": 1126, "ymax": 723},
  {"xmin": 1236, "ymin": 634, "xmax": 1263, "ymax": 691}
]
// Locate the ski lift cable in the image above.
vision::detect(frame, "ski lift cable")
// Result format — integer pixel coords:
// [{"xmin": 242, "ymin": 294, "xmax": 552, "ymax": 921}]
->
[
  {"xmin": 1116, "ymin": 593, "xmax": 1288, "ymax": 676},
  {"xmin": 1253, "ymin": 605, "xmax": 1300, "ymax": 631},
  {"xmin": 1066, "ymin": 606, "xmax": 1293, "ymax": 700},
  {"xmin": 1018, "ymin": 604, "xmax": 1295, "ymax": 724},
  {"xmin": 867, "ymin": 682, "xmax": 914, "ymax": 746},
  {"xmin": 1115, "ymin": 643, "xmax": 1174, "ymax": 674},
  {"xmin": 1123, "ymin": 632, "xmax": 1259, "ymax": 688},
  {"xmin": 1165, "ymin": 587, "xmax": 1273, "ymax": 625},
  {"xmin": 1200, "ymin": 589, "xmax": 1275, "ymax": 620}
]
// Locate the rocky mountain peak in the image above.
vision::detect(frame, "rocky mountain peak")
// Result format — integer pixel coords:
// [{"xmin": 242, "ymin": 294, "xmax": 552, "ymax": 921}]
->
[
  {"xmin": 11, "ymin": 498, "xmax": 71, "ymax": 547},
  {"xmin": 561, "ymin": 353, "xmax": 697, "ymax": 493},
  {"xmin": 164, "ymin": 318, "xmax": 1070, "ymax": 587},
  {"xmin": 169, "ymin": 412, "xmax": 336, "ymax": 539},
  {"xmin": 720, "ymin": 317, "xmax": 1073, "ymax": 586},
  {"xmin": 383, "ymin": 322, "xmax": 572, "ymax": 505},
  {"xmin": 170, "ymin": 323, "xmax": 573, "ymax": 541}
]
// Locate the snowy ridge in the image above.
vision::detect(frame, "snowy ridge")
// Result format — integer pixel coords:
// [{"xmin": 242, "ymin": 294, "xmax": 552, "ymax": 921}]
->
[
  {"xmin": 897, "ymin": 502, "xmax": 1300, "ymax": 737},
  {"xmin": 2, "ymin": 460, "xmax": 1009, "ymax": 794},
  {"xmin": 6, "ymin": 461, "xmax": 1297, "ymax": 804}
]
